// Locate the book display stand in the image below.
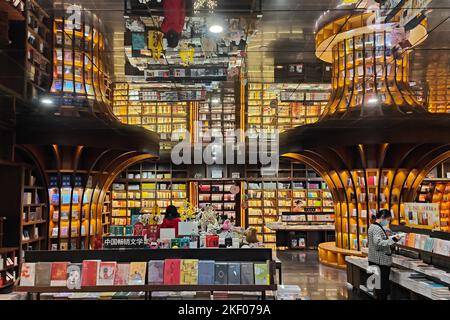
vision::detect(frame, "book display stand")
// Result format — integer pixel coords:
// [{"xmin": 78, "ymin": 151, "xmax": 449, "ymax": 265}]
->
[{"xmin": 15, "ymin": 248, "xmax": 277, "ymax": 300}]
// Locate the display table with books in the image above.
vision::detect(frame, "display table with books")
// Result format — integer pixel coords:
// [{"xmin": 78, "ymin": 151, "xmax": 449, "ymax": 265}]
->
[
  {"xmin": 14, "ymin": 248, "xmax": 278, "ymax": 300},
  {"xmin": 346, "ymin": 232, "xmax": 450, "ymax": 300},
  {"xmin": 267, "ymin": 222, "xmax": 335, "ymax": 249}
]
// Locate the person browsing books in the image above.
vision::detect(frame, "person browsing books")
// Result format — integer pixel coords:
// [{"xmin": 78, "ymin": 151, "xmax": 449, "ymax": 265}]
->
[
  {"xmin": 367, "ymin": 209, "xmax": 402, "ymax": 300},
  {"xmin": 158, "ymin": 205, "xmax": 182, "ymax": 238}
]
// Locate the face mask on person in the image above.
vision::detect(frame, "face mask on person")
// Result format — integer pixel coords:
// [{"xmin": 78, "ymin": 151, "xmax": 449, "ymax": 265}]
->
[{"xmin": 380, "ymin": 219, "xmax": 389, "ymax": 227}]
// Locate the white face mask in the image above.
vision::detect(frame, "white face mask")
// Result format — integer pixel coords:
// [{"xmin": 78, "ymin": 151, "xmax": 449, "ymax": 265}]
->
[{"xmin": 380, "ymin": 220, "xmax": 389, "ymax": 227}]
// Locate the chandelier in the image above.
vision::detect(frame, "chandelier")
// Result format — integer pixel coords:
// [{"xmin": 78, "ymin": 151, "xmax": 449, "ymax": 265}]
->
[{"xmin": 193, "ymin": 0, "xmax": 218, "ymax": 14}]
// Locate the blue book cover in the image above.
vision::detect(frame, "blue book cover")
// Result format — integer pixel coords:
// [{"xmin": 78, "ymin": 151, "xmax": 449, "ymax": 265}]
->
[
  {"xmin": 198, "ymin": 260, "xmax": 215, "ymax": 285},
  {"xmin": 228, "ymin": 262, "xmax": 241, "ymax": 285}
]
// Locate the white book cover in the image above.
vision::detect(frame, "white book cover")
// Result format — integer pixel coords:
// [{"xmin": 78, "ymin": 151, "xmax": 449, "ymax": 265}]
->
[
  {"xmin": 97, "ymin": 262, "xmax": 117, "ymax": 286},
  {"xmin": 20, "ymin": 263, "xmax": 36, "ymax": 286}
]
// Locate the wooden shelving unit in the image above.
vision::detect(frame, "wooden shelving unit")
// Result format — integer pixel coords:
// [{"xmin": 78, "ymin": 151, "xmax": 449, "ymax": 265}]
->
[
  {"xmin": 50, "ymin": 10, "xmax": 111, "ymax": 108},
  {"xmin": 245, "ymin": 162, "xmax": 334, "ymax": 247},
  {"xmin": 20, "ymin": 166, "xmax": 47, "ymax": 254},
  {"xmin": 101, "ymin": 191, "xmax": 111, "ymax": 236},
  {"xmin": 25, "ymin": 0, "xmax": 52, "ymax": 101},
  {"xmin": 0, "ymin": 247, "xmax": 19, "ymax": 292},
  {"xmin": 197, "ymin": 81, "xmax": 239, "ymax": 144},
  {"xmin": 247, "ymin": 83, "xmax": 328, "ymax": 134},
  {"xmin": 416, "ymin": 180, "xmax": 450, "ymax": 232},
  {"xmin": 111, "ymin": 161, "xmax": 189, "ymax": 227},
  {"xmin": 196, "ymin": 180, "xmax": 241, "ymax": 224},
  {"xmin": 47, "ymin": 173, "xmax": 97, "ymax": 251},
  {"xmin": 112, "ymin": 82, "xmax": 190, "ymax": 150}
]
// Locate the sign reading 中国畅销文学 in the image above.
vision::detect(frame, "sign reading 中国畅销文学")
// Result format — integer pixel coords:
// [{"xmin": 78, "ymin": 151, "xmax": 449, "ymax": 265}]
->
[{"xmin": 103, "ymin": 236, "xmax": 146, "ymax": 249}]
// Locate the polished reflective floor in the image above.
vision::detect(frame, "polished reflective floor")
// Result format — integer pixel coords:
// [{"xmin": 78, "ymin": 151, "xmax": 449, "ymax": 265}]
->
[{"xmin": 276, "ymin": 250, "xmax": 350, "ymax": 300}]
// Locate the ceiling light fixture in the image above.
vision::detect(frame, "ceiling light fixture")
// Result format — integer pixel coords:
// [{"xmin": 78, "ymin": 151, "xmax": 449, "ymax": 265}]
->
[
  {"xmin": 41, "ymin": 98, "xmax": 54, "ymax": 105},
  {"xmin": 209, "ymin": 24, "xmax": 223, "ymax": 34},
  {"xmin": 368, "ymin": 97, "xmax": 379, "ymax": 104}
]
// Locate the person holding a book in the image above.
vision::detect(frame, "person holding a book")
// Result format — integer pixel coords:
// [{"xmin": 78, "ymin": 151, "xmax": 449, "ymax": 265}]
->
[
  {"xmin": 158, "ymin": 205, "xmax": 182, "ymax": 238},
  {"xmin": 367, "ymin": 209, "xmax": 402, "ymax": 300}
]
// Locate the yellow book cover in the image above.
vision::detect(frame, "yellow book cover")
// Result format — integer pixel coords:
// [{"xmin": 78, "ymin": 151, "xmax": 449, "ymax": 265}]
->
[
  {"xmin": 180, "ymin": 259, "xmax": 198, "ymax": 285},
  {"xmin": 128, "ymin": 262, "xmax": 147, "ymax": 285}
]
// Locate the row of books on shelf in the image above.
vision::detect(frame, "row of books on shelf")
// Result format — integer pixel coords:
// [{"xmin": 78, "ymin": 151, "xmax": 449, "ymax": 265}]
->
[
  {"xmin": 22, "ymin": 227, "xmax": 42, "ymax": 241},
  {"xmin": 347, "ymin": 175, "xmax": 389, "ymax": 187},
  {"xmin": 144, "ymin": 67, "xmax": 227, "ymax": 79},
  {"xmin": 50, "ymin": 225, "xmax": 94, "ymax": 238},
  {"xmin": 198, "ymin": 194, "xmax": 235, "ymax": 202},
  {"xmin": 113, "ymin": 182, "xmax": 187, "ymax": 190},
  {"xmin": 281, "ymin": 213, "xmax": 334, "ymax": 223},
  {"xmin": 22, "ymin": 208, "xmax": 43, "ymax": 222},
  {"xmin": 20, "ymin": 260, "xmax": 271, "ymax": 288},
  {"xmin": 279, "ymin": 91, "xmax": 330, "ymax": 102},
  {"xmin": 139, "ymin": 90, "xmax": 205, "ymax": 102},
  {"xmin": 247, "ymin": 182, "xmax": 328, "ymax": 190},
  {"xmin": 351, "ymin": 192, "xmax": 388, "ymax": 203},
  {"xmin": 398, "ymin": 233, "xmax": 450, "ymax": 257}
]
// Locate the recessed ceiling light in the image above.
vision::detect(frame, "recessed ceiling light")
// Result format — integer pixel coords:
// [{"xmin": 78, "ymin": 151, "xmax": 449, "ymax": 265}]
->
[
  {"xmin": 209, "ymin": 25, "xmax": 223, "ymax": 34},
  {"xmin": 41, "ymin": 98, "xmax": 53, "ymax": 105},
  {"xmin": 275, "ymin": 65, "xmax": 284, "ymax": 69},
  {"xmin": 368, "ymin": 98, "xmax": 379, "ymax": 104}
]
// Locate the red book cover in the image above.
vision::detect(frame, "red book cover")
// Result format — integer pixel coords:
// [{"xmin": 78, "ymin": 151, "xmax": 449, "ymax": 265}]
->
[
  {"xmin": 50, "ymin": 262, "xmax": 68, "ymax": 286},
  {"xmin": 163, "ymin": 259, "xmax": 181, "ymax": 285},
  {"xmin": 206, "ymin": 235, "xmax": 219, "ymax": 247},
  {"xmin": 81, "ymin": 260, "xmax": 99, "ymax": 287}
]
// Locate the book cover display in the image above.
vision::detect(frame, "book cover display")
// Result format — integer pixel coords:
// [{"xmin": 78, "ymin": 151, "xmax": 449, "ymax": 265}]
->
[
  {"xmin": 67, "ymin": 263, "xmax": 82, "ymax": 289},
  {"xmin": 50, "ymin": 262, "xmax": 69, "ymax": 286},
  {"xmin": 228, "ymin": 262, "xmax": 241, "ymax": 285},
  {"xmin": 35, "ymin": 262, "xmax": 52, "ymax": 287},
  {"xmin": 81, "ymin": 260, "xmax": 100, "ymax": 286},
  {"xmin": 214, "ymin": 262, "xmax": 228, "ymax": 285},
  {"xmin": 19, "ymin": 263, "xmax": 36, "ymax": 286},
  {"xmin": 97, "ymin": 262, "xmax": 117, "ymax": 286},
  {"xmin": 163, "ymin": 259, "xmax": 181, "ymax": 285},
  {"xmin": 198, "ymin": 260, "xmax": 215, "ymax": 285},
  {"xmin": 128, "ymin": 262, "xmax": 147, "ymax": 285},
  {"xmin": 240, "ymin": 262, "xmax": 254, "ymax": 285},
  {"xmin": 114, "ymin": 264, "xmax": 130, "ymax": 285},
  {"xmin": 254, "ymin": 262, "xmax": 270, "ymax": 285},
  {"xmin": 147, "ymin": 260, "xmax": 164, "ymax": 284},
  {"xmin": 180, "ymin": 259, "xmax": 198, "ymax": 285}
]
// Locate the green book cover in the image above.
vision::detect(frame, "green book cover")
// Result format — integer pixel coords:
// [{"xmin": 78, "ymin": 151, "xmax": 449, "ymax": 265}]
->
[
  {"xmin": 254, "ymin": 262, "xmax": 269, "ymax": 285},
  {"xmin": 125, "ymin": 225, "xmax": 133, "ymax": 236}
]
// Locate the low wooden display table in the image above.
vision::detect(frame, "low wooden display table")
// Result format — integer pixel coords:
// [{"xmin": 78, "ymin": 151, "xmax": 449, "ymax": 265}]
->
[
  {"xmin": 14, "ymin": 248, "xmax": 278, "ymax": 300},
  {"xmin": 266, "ymin": 222, "xmax": 335, "ymax": 249},
  {"xmin": 318, "ymin": 242, "xmax": 364, "ymax": 269}
]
